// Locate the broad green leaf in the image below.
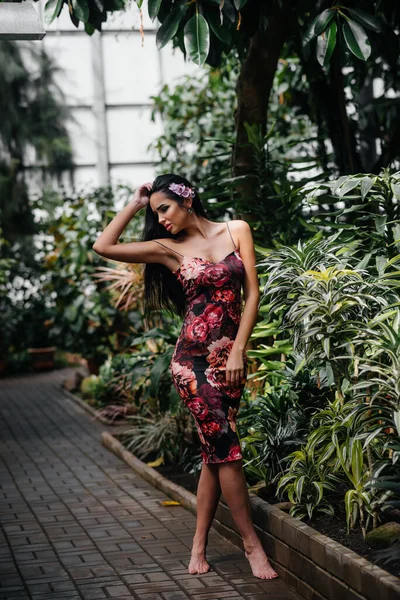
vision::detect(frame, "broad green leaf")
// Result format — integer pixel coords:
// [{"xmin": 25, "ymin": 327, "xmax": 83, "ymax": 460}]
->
[
  {"xmin": 338, "ymin": 177, "xmax": 361, "ymax": 197},
  {"xmin": 391, "ymin": 183, "xmax": 400, "ymax": 200},
  {"xmin": 347, "ymin": 8, "xmax": 381, "ymax": 33},
  {"xmin": 360, "ymin": 176, "xmax": 373, "ymax": 199},
  {"xmin": 312, "ymin": 481, "xmax": 324, "ymax": 504},
  {"xmin": 156, "ymin": 3, "xmax": 186, "ymax": 50},
  {"xmin": 207, "ymin": 8, "xmax": 232, "ymax": 44},
  {"xmin": 148, "ymin": 0, "xmax": 162, "ymax": 21},
  {"xmin": 342, "ymin": 21, "xmax": 371, "ymax": 61},
  {"xmin": 44, "ymin": 0, "xmax": 63, "ymax": 25},
  {"xmin": 375, "ymin": 215, "xmax": 387, "ymax": 235},
  {"xmin": 332, "ymin": 175, "xmax": 348, "ymax": 195},
  {"xmin": 184, "ymin": 13, "xmax": 210, "ymax": 67},
  {"xmin": 84, "ymin": 23, "xmax": 96, "ymax": 35},
  {"xmin": 302, "ymin": 15, "xmax": 318, "ymax": 46},
  {"xmin": 316, "ymin": 20, "xmax": 337, "ymax": 66},
  {"xmin": 71, "ymin": 0, "xmax": 89, "ymax": 22},
  {"xmin": 351, "ymin": 439, "xmax": 363, "ymax": 484},
  {"xmin": 314, "ymin": 8, "xmax": 335, "ymax": 36},
  {"xmin": 295, "ymin": 475, "xmax": 305, "ymax": 500}
]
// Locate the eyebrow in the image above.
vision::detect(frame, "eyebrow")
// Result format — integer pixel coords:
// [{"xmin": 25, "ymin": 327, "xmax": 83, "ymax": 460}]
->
[{"xmin": 155, "ymin": 203, "xmax": 166, "ymax": 211}]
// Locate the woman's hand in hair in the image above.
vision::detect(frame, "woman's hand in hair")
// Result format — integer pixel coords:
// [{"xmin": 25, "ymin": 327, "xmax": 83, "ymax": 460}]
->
[{"xmin": 132, "ymin": 182, "xmax": 152, "ymax": 209}]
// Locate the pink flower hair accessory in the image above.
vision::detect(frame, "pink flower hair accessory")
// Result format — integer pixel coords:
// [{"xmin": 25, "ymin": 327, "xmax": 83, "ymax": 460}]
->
[{"xmin": 169, "ymin": 182, "xmax": 196, "ymax": 199}]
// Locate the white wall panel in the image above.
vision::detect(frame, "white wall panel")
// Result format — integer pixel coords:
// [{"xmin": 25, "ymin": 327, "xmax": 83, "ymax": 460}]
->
[
  {"xmin": 160, "ymin": 44, "xmax": 201, "ymax": 83},
  {"xmin": 43, "ymin": 35, "xmax": 93, "ymax": 106},
  {"xmin": 107, "ymin": 107, "xmax": 162, "ymax": 164},
  {"xmin": 110, "ymin": 164, "xmax": 157, "ymax": 191},
  {"xmin": 102, "ymin": 32, "xmax": 161, "ymax": 105},
  {"xmin": 69, "ymin": 166, "xmax": 99, "ymax": 191},
  {"xmin": 66, "ymin": 108, "xmax": 97, "ymax": 165}
]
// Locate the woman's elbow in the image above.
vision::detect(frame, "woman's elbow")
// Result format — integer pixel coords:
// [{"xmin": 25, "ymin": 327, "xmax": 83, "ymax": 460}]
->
[{"xmin": 92, "ymin": 242, "xmax": 106, "ymax": 255}]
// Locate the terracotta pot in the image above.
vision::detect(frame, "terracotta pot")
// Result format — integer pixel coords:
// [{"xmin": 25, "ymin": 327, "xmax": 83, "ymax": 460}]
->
[{"xmin": 27, "ymin": 347, "xmax": 56, "ymax": 371}]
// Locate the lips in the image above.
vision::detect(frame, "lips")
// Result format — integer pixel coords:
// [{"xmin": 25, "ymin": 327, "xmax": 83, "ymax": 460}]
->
[{"xmin": 166, "ymin": 224, "xmax": 172, "ymax": 231}]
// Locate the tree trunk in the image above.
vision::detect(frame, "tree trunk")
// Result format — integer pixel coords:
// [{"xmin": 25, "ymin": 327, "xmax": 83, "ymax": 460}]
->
[
  {"xmin": 295, "ymin": 29, "xmax": 361, "ymax": 176},
  {"xmin": 358, "ymin": 79, "xmax": 377, "ymax": 172},
  {"xmin": 232, "ymin": 12, "xmax": 288, "ymax": 216},
  {"xmin": 330, "ymin": 44, "xmax": 361, "ymax": 174}
]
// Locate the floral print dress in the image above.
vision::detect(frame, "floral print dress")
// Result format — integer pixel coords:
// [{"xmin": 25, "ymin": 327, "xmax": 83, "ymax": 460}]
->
[{"xmin": 154, "ymin": 222, "xmax": 247, "ymax": 464}]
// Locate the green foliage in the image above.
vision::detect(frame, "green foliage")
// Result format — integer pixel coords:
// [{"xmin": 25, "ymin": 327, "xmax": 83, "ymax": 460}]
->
[
  {"xmin": 45, "ymin": 0, "xmax": 382, "ymax": 71},
  {"xmin": 259, "ymin": 230, "xmax": 399, "ymax": 389},
  {"xmin": 44, "ymin": 186, "xmax": 138, "ymax": 360},
  {"xmin": 0, "ymin": 42, "xmax": 72, "ymax": 243},
  {"xmin": 119, "ymin": 399, "xmax": 196, "ymax": 466},
  {"xmin": 305, "ymin": 5, "xmax": 378, "ymax": 65},
  {"xmin": 277, "ymin": 447, "xmax": 342, "ymax": 520},
  {"xmin": 238, "ymin": 387, "xmax": 309, "ymax": 486},
  {"xmin": 299, "ymin": 170, "xmax": 400, "ymax": 258},
  {"xmin": 81, "ymin": 374, "xmax": 105, "ymax": 399},
  {"xmin": 148, "ymin": 56, "xmax": 238, "ymax": 198},
  {"xmin": 252, "ymin": 170, "xmax": 400, "ymax": 534}
]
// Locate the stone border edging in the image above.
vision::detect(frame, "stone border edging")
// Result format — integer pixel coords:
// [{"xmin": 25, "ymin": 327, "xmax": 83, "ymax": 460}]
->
[{"xmin": 101, "ymin": 431, "xmax": 400, "ymax": 600}]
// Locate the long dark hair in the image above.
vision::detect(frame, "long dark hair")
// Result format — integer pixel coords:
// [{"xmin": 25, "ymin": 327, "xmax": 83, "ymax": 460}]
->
[{"xmin": 142, "ymin": 174, "xmax": 207, "ymax": 318}]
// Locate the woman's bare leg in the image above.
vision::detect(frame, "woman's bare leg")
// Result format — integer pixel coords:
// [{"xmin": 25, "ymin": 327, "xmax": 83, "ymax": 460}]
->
[
  {"xmin": 189, "ymin": 462, "xmax": 221, "ymax": 574},
  {"xmin": 218, "ymin": 459, "xmax": 278, "ymax": 580}
]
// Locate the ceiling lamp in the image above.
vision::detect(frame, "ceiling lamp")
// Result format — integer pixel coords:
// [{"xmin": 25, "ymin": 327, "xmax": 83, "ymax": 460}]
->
[{"xmin": 0, "ymin": 0, "xmax": 46, "ymax": 40}]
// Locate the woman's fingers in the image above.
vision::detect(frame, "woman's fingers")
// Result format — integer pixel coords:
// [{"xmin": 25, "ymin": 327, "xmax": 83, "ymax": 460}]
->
[{"xmin": 226, "ymin": 368, "xmax": 244, "ymax": 388}]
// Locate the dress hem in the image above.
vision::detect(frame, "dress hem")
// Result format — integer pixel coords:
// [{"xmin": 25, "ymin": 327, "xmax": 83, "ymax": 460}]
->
[{"xmin": 202, "ymin": 455, "xmax": 243, "ymax": 465}]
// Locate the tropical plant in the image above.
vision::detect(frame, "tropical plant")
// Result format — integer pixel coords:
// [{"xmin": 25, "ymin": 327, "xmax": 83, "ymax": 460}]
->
[
  {"xmin": 299, "ymin": 170, "xmax": 400, "ymax": 258},
  {"xmin": 277, "ymin": 446, "xmax": 342, "ymax": 520},
  {"xmin": 337, "ymin": 438, "xmax": 383, "ymax": 537},
  {"xmin": 0, "ymin": 42, "xmax": 72, "ymax": 246},
  {"xmin": 238, "ymin": 387, "xmax": 309, "ymax": 487},
  {"xmin": 259, "ymin": 231, "xmax": 399, "ymax": 392},
  {"xmin": 44, "ymin": 186, "xmax": 137, "ymax": 360},
  {"xmin": 119, "ymin": 401, "xmax": 196, "ymax": 466}
]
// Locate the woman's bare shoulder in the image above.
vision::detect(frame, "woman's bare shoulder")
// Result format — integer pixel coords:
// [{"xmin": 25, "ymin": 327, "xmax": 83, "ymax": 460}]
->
[{"xmin": 229, "ymin": 219, "xmax": 251, "ymax": 229}]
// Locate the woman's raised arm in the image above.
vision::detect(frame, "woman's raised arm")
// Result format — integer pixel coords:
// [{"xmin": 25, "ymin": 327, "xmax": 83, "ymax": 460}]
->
[{"xmin": 92, "ymin": 183, "xmax": 162, "ymax": 264}]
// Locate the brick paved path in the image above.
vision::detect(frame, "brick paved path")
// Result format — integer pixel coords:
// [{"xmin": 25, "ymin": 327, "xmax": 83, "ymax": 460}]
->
[{"xmin": 0, "ymin": 369, "xmax": 302, "ymax": 600}]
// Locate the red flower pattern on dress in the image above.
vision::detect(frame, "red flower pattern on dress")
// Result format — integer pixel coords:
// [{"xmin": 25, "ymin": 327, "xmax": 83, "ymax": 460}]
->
[
  {"xmin": 197, "ymin": 263, "xmax": 231, "ymax": 287},
  {"xmin": 186, "ymin": 397, "xmax": 209, "ymax": 420},
  {"xmin": 186, "ymin": 316, "xmax": 209, "ymax": 342},
  {"xmin": 170, "ymin": 361, "xmax": 197, "ymax": 400},
  {"xmin": 170, "ymin": 245, "xmax": 247, "ymax": 463},
  {"xmin": 207, "ymin": 336, "xmax": 234, "ymax": 367},
  {"xmin": 212, "ymin": 288, "xmax": 236, "ymax": 303}
]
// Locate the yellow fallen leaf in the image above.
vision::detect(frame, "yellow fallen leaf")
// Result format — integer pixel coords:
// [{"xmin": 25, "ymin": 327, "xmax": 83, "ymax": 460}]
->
[
  {"xmin": 146, "ymin": 456, "xmax": 164, "ymax": 467},
  {"xmin": 161, "ymin": 500, "xmax": 181, "ymax": 507}
]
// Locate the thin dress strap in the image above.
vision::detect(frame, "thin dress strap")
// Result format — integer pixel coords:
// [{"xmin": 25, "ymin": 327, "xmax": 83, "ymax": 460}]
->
[
  {"xmin": 226, "ymin": 222, "xmax": 238, "ymax": 250},
  {"xmin": 153, "ymin": 240, "xmax": 184, "ymax": 257}
]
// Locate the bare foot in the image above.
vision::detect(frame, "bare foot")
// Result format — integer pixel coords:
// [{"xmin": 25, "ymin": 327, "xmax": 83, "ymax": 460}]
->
[
  {"xmin": 244, "ymin": 542, "xmax": 279, "ymax": 580},
  {"xmin": 188, "ymin": 551, "xmax": 211, "ymax": 574}
]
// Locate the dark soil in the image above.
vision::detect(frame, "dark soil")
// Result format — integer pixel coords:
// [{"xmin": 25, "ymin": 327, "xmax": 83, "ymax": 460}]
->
[
  {"xmin": 154, "ymin": 463, "xmax": 400, "ymax": 580},
  {"xmin": 304, "ymin": 506, "xmax": 400, "ymax": 579}
]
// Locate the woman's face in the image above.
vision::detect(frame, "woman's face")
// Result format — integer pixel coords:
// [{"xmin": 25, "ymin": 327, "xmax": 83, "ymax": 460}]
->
[{"xmin": 149, "ymin": 191, "xmax": 190, "ymax": 235}]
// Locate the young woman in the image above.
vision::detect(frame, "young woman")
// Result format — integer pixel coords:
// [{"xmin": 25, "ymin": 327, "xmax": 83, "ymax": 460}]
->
[{"xmin": 93, "ymin": 174, "xmax": 278, "ymax": 581}]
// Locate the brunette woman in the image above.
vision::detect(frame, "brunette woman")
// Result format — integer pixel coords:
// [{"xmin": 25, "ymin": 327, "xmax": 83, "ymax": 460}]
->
[{"xmin": 93, "ymin": 174, "xmax": 278, "ymax": 580}]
